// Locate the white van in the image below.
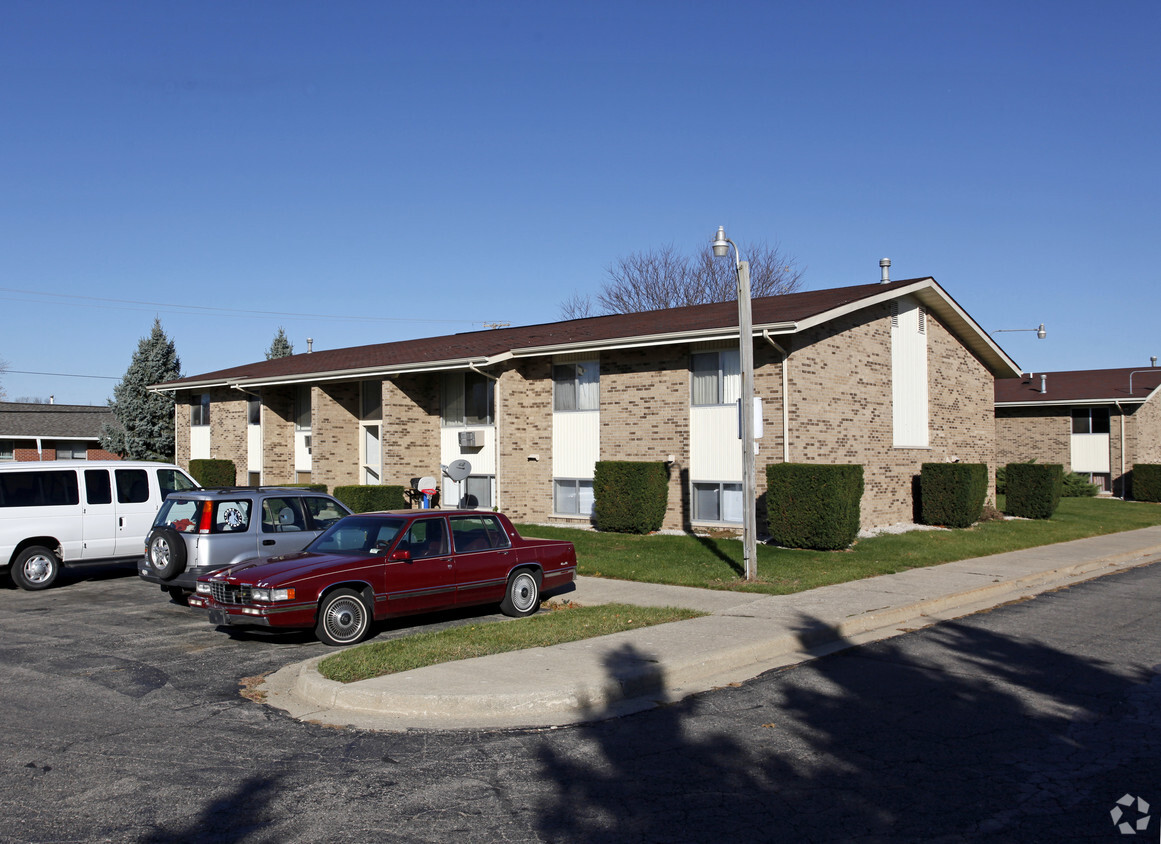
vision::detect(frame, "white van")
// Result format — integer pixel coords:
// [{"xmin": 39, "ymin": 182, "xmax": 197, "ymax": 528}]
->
[{"xmin": 0, "ymin": 460, "xmax": 199, "ymax": 590}]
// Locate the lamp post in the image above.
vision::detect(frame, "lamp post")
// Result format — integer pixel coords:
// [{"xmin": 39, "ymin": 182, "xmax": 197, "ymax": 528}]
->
[
  {"xmin": 712, "ymin": 226, "xmax": 758, "ymax": 581},
  {"xmin": 991, "ymin": 324, "xmax": 1047, "ymax": 339}
]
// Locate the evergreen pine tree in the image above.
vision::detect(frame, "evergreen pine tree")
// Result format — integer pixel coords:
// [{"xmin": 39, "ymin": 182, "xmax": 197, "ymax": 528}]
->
[
  {"xmin": 266, "ymin": 327, "xmax": 294, "ymax": 359},
  {"xmin": 101, "ymin": 318, "xmax": 182, "ymax": 460}
]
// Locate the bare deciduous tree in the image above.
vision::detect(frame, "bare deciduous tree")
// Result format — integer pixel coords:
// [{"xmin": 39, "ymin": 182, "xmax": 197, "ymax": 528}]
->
[{"xmin": 562, "ymin": 241, "xmax": 803, "ymax": 320}]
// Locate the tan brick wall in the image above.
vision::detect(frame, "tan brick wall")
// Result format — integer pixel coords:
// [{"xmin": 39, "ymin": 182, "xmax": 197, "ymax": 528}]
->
[
  {"xmin": 314, "ymin": 382, "xmax": 359, "ymax": 492},
  {"xmin": 262, "ymin": 386, "xmax": 296, "ymax": 484},
  {"xmin": 781, "ymin": 302, "xmax": 996, "ymax": 530},
  {"xmin": 382, "ymin": 374, "xmax": 439, "ymax": 492},
  {"xmin": 995, "ymin": 406, "xmax": 1070, "ymax": 467},
  {"xmin": 174, "ymin": 400, "xmax": 190, "ymax": 468},
  {"xmin": 598, "ymin": 346, "xmax": 690, "ymax": 530},
  {"xmin": 498, "ymin": 360, "xmax": 554, "ymax": 523},
  {"xmin": 208, "ymin": 387, "xmax": 247, "ymax": 482}
]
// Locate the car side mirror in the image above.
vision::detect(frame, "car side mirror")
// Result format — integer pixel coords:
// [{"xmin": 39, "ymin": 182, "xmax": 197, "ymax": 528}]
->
[{"xmin": 389, "ymin": 549, "xmax": 411, "ymax": 562}]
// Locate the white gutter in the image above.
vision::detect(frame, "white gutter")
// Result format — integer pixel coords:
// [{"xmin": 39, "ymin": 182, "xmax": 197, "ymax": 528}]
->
[
  {"xmin": 763, "ymin": 331, "xmax": 790, "ymax": 463},
  {"xmin": 510, "ymin": 324, "xmax": 797, "ymax": 358},
  {"xmin": 996, "ymin": 398, "xmax": 1148, "ymax": 408},
  {"xmin": 1115, "ymin": 400, "xmax": 1127, "ymax": 499}
]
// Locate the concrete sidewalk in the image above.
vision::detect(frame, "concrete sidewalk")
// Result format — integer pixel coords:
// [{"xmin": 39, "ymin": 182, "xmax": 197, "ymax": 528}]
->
[{"xmin": 261, "ymin": 526, "xmax": 1161, "ymax": 732}]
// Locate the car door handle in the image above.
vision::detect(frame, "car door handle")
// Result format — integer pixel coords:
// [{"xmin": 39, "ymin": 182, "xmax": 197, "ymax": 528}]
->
[{"xmin": 262, "ymin": 539, "xmax": 276, "ymax": 546}]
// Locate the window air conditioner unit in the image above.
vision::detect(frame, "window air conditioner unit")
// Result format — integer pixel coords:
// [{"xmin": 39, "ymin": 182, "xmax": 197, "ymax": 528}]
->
[{"xmin": 458, "ymin": 430, "xmax": 481, "ymax": 448}]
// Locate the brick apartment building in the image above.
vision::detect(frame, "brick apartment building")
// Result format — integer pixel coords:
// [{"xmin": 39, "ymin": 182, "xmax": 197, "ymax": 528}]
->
[
  {"xmin": 155, "ymin": 277, "xmax": 1020, "ymax": 532},
  {"xmin": 995, "ymin": 366, "xmax": 1161, "ymax": 497},
  {"xmin": 0, "ymin": 402, "xmax": 120, "ymax": 462}
]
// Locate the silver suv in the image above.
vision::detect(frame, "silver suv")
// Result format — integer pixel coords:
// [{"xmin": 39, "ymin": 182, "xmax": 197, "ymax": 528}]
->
[{"xmin": 139, "ymin": 487, "xmax": 351, "ymax": 601}]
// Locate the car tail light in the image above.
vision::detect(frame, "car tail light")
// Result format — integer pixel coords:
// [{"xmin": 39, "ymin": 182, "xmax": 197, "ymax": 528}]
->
[{"xmin": 197, "ymin": 500, "xmax": 213, "ymax": 534}]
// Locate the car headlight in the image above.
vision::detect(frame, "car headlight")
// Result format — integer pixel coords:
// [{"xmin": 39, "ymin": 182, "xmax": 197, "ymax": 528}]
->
[
  {"xmin": 196, "ymin": 582, "xmax": 211, "ymax": 594},
  {"xmin": 251, "ymin": 587, "xmax": 295, "ymax": 602}
]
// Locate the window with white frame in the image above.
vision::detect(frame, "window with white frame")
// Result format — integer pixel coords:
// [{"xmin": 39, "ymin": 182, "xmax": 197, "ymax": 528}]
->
[
  {"xmin": 442, "ymin": 371, "xmax": 493, "ymax": 426},
  {"xmin": 191, "ymin": 394, "xmax": 210, "ymax": 426},
  {"xmin": 457, "ymin": 475, "xmax": 494, "ymax": 509},
  {"xmin": 553, "ymin": 361, "xmax": 599, "ymax": 411},
  {"xmin": 0, "ymin": 440, "xmax": 14, "ymax": 461},
  {"xmin": 691, "ymin": 350, "xmax": 741, "ymax": 406},
  {"xmin": 692, "ymin": 481, "xmax": 743, "ymax": 523},
  {"xmin": 554, "ymin": 478, "xmax": 595, "ymax": 516}
]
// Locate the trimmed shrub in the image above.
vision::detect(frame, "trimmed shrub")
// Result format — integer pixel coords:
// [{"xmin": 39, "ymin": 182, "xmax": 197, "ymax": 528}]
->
[
  {"xmin": 1004, "ymin": 463, "xmax": 1063, "ymax": 519},
  {"xmin": 1132, "ymin": 464, "xmax": 1161, "ymax": 502},
  {"xmin": 766, "ymin": 463, "xmax": 863, "ymax": 550},
  {"xmin": 189, "ymin": 459, "xmax": 236, "ymax": 487},
  {"xmin": 920, "ymin": 463, "xmax": 988, "ymax": 528},
  {"xmin": 333, "ymin": 485, "xmax": 408, "ymax": 513},
  {"xmin": 593, "ymin": 461, "xmax": 669, "ymax": 534},
  {"xmin": 1061, "ymin": 472, "xmax": 1099, "ymax": 498}
]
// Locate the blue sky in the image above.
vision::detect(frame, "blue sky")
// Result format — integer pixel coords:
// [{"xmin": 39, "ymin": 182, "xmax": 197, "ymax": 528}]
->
[{"xmin": 2, "ymin": 1, "xmax": 1158, "ymax": 405}]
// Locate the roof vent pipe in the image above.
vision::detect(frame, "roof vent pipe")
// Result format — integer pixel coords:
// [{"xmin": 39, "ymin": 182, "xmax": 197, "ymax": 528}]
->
[
  {"xmin": 1040, "ymin": 374, "xmax": 1047, "ymax": 394},
  {"xmin": 307, "ymin": 338, "xmax": 313, "ymax": 353},
  {"xmin": 1152, "ymin": 356, "xmax": 1157, "ymax": 368},
  {"xmin": 879, "ymin": 258, "xmax": 891, "ymax": 284}
]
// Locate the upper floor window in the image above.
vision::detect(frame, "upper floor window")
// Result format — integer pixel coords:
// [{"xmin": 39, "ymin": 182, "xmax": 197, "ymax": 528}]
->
[
  {"xmin": 691, "ymin": 350, "xmax": 740, "ymax": 406},
  {"xmin": 1072, "ymin": 407, "xmax": 1110, "ymax": 434},
  {"xmin": 442, "ymin": 371, "xmax": 493, "ymax": 426},
  {"xmin": 1, "ymin": 440, "xmax": 15, "ymax": 461},
  {"xmin": 247, "ymin": 397, "xmax": 260, "ymax": 426},
  {"xmin": 360, "ymin": 380, "xmax": 383, "ymax": 421},
  {"xmin": 295, "ymin": 386, "xmax": 311, "ymax": 432},
  {"xmin": 191, "ymin": 394, "xmax": 210, "ymax": 426},
  {"xmin": 553, "ymin": 361, "xmax": 599, "ymax": 412}
]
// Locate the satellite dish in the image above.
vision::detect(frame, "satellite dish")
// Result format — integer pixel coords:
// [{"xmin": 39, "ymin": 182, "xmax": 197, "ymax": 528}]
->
[
  {"xmin": 444, "ymin": 459, "xmax": 471, "ymax": 482},
  {"xmin": 417, "ymin": 476, "xmax": 438, "ymax": 494}
]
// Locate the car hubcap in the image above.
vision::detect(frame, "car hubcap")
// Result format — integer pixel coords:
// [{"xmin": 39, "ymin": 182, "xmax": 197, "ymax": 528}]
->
[
  {"xmin": 324, "ymin": 599, "xmax": 364, "ymax": 641},
  {"xmin": 24, "ymin": 556, "xmax": 51, "ymax": 583},
  {"xmin": 511, "ymin": 574, "xmax": 536, "ymax": 612},
  {"xmin": 152, "ymin": 541, "xmax": 170, "ymax": 569}
]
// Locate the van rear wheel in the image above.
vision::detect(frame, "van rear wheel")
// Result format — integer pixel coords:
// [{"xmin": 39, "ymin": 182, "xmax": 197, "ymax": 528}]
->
[{"xmin": 12, "ymin": 546, "xmax": 59, "ymax": 591}]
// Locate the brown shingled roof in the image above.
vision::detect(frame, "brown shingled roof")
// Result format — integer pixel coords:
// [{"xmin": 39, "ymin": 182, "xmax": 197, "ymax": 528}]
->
[
  {"xmin": 995, "ymin": 367, "xmax": 1161, "ymax": 404},
  {"xmin": 0, "ymin": 402, "xmax": 115, "ymax": 439},
  {"xmin": 160, "ymin": 277, "xmax": 1016, "ymax": 390}
]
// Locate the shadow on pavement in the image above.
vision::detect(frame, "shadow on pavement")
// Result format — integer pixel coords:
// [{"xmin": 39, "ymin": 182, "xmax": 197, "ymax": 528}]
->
[{"xmin": 532, "ymin": 604, "xmax": 1161, "ymax": 841}]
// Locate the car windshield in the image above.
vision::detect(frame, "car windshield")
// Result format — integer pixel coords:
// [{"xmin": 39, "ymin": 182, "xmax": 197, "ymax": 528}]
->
[{"xmin": 308, "ymin": 516, "xmax": 406, "ymax": 555}]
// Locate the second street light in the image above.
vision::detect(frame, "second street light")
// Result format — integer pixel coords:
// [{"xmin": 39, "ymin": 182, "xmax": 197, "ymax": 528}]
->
[{"xmin": 712, "ymin": 225, "xmax": 758, "ymax": 581}]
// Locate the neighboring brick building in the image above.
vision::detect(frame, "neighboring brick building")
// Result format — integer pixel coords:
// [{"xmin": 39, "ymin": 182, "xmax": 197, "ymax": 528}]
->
[
  {"xmin": 995, "ymin": 366, "xmax": 1161, "ymax": 496},
  {"xmin": 155, "ymin": 277, "xmax": 1020, "ymax": 532},
  {"xmin": 0, "ymin": 402, "xmax": 121, "ymax": 462}
]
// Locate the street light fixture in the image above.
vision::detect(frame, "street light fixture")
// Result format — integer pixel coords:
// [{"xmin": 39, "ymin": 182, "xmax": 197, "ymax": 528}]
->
[
  {"xmin": 992, "ymin": 323, "xmax": 1047, "ymax": 340},
  {"xmin": 712, "ymin": 226, "xmax": 758, "ymax": 581}
]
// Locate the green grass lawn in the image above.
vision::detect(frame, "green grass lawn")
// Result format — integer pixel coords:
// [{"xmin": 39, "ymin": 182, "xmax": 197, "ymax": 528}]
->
[
  {"xmin": 318, "ymin": 497, "xmax": 1161, "ymax": 683},
  {"xmin": 318, "ymin": 603, "xmax": 705, "ymax": 683},
  {"xmin": 519, "ymin": 497, "xmax": 1161, "ymax": 595}
]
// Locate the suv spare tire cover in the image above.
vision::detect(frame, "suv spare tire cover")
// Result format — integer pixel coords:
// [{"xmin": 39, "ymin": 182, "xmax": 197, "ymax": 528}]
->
[{"xmin": 147, "ymin": 526, "xmax": 188, "ymax": 579}]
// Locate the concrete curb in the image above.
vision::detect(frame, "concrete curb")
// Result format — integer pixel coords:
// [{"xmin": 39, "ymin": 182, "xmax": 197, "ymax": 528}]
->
[{"xmin": 260, "ymin": 531, "xmax": 1161, "ymax": 732}]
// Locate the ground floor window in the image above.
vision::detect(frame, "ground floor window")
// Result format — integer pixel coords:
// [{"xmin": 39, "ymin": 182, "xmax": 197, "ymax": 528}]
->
[
  {"xmin": 1082, "ymin": 472, "xmax": 1111, "ymax": 492},
  {"xmin": 692, "ymin": 481, "xmax": 743, "ymax": 523},
  {"xmin": 247, "ymin": 471, "xmax": 261, "ymax": 486},
  {"xmin": 457, "ymin": 475, "xmax": 493, "ymax": 509},
  {"xmin": 554, "ymin": 478, "xmax": 594, "ymax": 517}
]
